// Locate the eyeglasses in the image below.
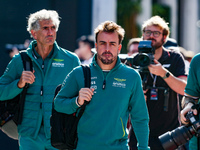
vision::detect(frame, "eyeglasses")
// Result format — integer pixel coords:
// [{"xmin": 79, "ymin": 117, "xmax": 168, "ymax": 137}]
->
[{"xmin": 144, "ymin": 30, "xmax": 162, "ymax": 37}]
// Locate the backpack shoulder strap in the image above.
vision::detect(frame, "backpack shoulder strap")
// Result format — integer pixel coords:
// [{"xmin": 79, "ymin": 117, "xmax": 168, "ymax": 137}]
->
[
  {"xmin": 81, "ymin": 65, "xmax": 91, "ymax": 88},
  {"xmin": 17, "ymin": 51, "xmax": 33, "ymax": 125},
  {"xmin": 54, "ymin": 84, "xmax": 62, "ymax": 99},
  {"xmin": 19, "ymin": 50, "xmax": 33, "ymax": 71},
  {"xmin": 76, "ymin": 65, "xmax": 91, "ymax": 118}
]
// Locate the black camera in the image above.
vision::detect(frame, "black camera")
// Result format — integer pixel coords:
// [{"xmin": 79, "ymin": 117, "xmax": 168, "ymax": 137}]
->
[
  {"xmin": 125, "ymin": 40, "xmax": 155, "ymax": 70},
  {"xmin": 159, "ymin": 110, "xmax": 200, "ymax": 150},
  {"xmin": 118, "ymin": 40, "xmax": 155, "ymax": 90}
]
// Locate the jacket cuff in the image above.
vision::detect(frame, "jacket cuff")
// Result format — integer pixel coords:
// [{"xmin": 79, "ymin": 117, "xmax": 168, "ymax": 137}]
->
[
  {"xmin": 75, "ymin": 97, "xmax": 81, "ymax": 107},
  {"xmin": 71, "ymin": 96, "xmax": 80, "ymax": 109},
  {"xmin": 15, "ymin": 79, "xmax": 23, "ymax": 92}
]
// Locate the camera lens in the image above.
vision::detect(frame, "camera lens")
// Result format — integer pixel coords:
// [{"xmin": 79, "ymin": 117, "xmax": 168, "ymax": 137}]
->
[
  {"xmin": 136, "ymin": 53, "xmax": 151, "ymax": 67},
  {"xmin": 159, "ymin": 126, "xmax": 193, "ymax": 150}
]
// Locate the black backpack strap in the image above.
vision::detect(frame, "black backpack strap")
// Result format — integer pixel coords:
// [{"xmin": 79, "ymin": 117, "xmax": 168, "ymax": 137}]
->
[
  {"xmin": 54, "ymin": 84, "xmax": 62, "ymax": 99},
  {"xmin": 76, "ymin": 65, "xmax": 91, "ymax": 119},
  {"xmin": 81, "ymin": 64, "xmax": 91, "ymax": 106},
  {"xmin": 81, "ymin": 65, "xmax": 91, "ymax": 88},
  {"xmin": 69, "ymin": 65, "xmax": 91, "ymax": 139},
  {"xmin": 16, "ymin": 51, "xmax": 33, "ymax": 125},
  {"xmin": 51, "ymin": 84, "xmax": 62, "ymax": 114},
  {"xmin": 20, "ymin": 50, "xmax": 33, "ymax": 72}
]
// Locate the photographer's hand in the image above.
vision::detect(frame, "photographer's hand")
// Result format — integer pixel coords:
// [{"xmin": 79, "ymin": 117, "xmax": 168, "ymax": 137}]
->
[
  {"xmin": 77, "ymin": 88, "xmax": 94, "ymax": 106},
  {"xmin": 17, "ymin": 70, "xmax": 35, "ymax": 88},
  {"xmin": 180, "ymin": 103, "xmax": 198, "ymax": 124},
  {"xmin": 149, "ymin": 59, "xmax": 187, "ymax": 95},
  {"xmin": 148, "ymin": 59, "xmax": 167, "ymax": 77}
]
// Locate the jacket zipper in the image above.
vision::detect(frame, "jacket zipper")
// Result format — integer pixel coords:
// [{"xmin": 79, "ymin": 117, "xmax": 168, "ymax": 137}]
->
[
  {"xmin": 102, "ymin": 80, "xmax": 106, "ymax": 89},
  {"xmin": 40, "ymin": 86, "xmax": 43, "ymax": 109}
]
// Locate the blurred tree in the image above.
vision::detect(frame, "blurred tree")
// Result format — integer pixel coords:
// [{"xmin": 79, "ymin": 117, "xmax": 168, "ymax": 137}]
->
[
  {"xmin": 152, "ymin": 3, "xmax": 170, "ymax": 27},
  {"xmin": 117, "ymin": 0, "xmax": 141, "ymax": 54}
]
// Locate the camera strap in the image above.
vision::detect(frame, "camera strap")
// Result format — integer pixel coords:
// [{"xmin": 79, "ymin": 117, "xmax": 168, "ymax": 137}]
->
[
  {"xmin": 150, "ymin": 74, "xmax": 158, "ymax": 101},
  {"xmin": 150, "ymin": 73, "xmax": 169, "ymax": 111}
]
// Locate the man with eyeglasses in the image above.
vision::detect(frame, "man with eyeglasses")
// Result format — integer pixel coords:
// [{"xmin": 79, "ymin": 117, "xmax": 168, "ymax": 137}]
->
[{"xmin": 129, "ymin": 16, "xmax": 187, "ymax": 150}]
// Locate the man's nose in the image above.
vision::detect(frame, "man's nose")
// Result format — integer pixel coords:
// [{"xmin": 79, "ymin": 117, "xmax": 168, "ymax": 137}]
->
[
  {"xmin": 47, "ymin": 28, "xmax": 53, "ymax": 35},
  {"xmin": 105, "ymin": 44, "xmax": 110, "ymax": 51},
  {"xmin": 149, "ymin": 32, "xmax": 154, "ymax": 37}
]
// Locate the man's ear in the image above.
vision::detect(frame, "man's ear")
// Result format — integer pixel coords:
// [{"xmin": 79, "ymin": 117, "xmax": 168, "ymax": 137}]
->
[
  {"xmin": 31, "ymin": 30, "xmax": 37, "ymax": 39},
  {"xmin": 163, "ymin": 35, "xmax": 167, "ymax": 43},
  {"xmin": 118, "ymin": 44, "xmax": 122, "ymax": 53}
]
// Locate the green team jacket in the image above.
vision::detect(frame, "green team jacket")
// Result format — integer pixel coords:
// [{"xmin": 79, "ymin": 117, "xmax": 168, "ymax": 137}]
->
[
  {"xmin": 184, "ymin": 53, "xmax": 200, "ymax": 150},
  {"xmin": 54, "ymin": 55, "xmax": 150, "ymax": 150},
  {"xmin": 0, "ymin": 40, "xmax": 80, "ymax": 139}
]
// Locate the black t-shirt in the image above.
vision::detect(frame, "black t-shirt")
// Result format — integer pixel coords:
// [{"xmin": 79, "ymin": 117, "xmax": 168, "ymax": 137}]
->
[{"xmin": 143, "ymin": 49, "xmax": 186, "ymax": 137}]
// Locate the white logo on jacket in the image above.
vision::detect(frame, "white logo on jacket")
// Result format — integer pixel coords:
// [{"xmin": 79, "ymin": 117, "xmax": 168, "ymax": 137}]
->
[
  {"xmin": 91, "ymin": 76, "xmax": 97, "ymax": 93},
  {"xmin": 112, "ymin": 82, "xmax": 126, "ymax": 88},
  {"xmin": 52, "ymin": 62, "xmax": 64, "ymax": 67},
  {"xmin": 112, "ymin": 78, "xmax": 126, "ymax": 88}
]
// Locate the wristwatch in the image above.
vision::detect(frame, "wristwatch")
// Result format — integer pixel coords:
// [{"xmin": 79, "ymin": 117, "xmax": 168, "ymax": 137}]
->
[{"xmin": 162, "ymin": 71, "xmax": 170, "ymax": 79}]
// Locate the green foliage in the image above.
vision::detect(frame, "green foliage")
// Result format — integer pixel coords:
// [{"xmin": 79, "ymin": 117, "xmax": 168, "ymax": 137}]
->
[
  {"xmin": 152, "ymin": 3, "xmax": 170, "ymax": 24},
  {"xmin": 117, "ymin": 0, "xmax": 141, "ymax": 54},
  {"xmin": 117, "ymin": 1, "xmax": 171, "ymax": 54},
  {"xmin": 117, "ymin": 0, "xmax": 141, "ymax": 18}
]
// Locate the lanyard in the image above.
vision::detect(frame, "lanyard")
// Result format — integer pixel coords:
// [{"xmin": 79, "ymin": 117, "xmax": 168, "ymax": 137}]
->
[{"xmin": 150, "ymin": 73, "xmax": 157, "ymax": 87}]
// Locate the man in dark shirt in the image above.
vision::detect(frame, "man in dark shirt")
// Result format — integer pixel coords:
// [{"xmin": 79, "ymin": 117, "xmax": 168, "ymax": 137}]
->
[{"xmin": 129, "ymin": 16, "xmax": 187, "ymax": 150}]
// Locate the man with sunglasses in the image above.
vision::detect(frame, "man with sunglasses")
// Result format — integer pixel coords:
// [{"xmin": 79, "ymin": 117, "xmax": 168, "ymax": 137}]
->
[{"xmin": 129, "ymin": 16, "xmax": 187, "ymax": 150}]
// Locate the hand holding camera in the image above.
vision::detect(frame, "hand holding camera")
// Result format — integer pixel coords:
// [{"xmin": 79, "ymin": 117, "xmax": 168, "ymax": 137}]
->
[
  {"xmin": 159, "ymin": 104, "xmax": 200, "ymax": 150},
  {"xmin": 148, "ymin": 59, "xmax": 168, "ymax": 77}
]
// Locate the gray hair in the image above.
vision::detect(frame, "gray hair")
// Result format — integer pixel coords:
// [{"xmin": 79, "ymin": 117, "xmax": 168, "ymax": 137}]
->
[{"xmin": 27, "ymin": 9, "xmax": 60, "ymax": 37}]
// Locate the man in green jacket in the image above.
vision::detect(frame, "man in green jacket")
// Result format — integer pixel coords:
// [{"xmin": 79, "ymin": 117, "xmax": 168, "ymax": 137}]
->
[
  {"xmin": 180, "ymin": 53, "xmax": 200, "ymax": 150},
  {"xmin": 54, "ymin": 21, "xmax": 150, "ymax": 150},
  {"xmin": 0, "ymin": 9, "xmax": 80, "ymax": 150}
]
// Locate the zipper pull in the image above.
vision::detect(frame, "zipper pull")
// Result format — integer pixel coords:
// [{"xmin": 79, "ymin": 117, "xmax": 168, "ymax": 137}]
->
[
  {"xmin": 42, "ymin": 61, "xmax": 44, "ymax": 70},
  {"xmin": 41, "ymin": 86, "xmax": 43, "ymax": 96},
  {"xmin": 102, "ymin": 80, "xmax": 106, "ymax": 89}
]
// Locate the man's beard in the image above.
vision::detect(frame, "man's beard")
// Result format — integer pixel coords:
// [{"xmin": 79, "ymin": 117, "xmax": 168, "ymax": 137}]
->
[
  {"xmin": 97, "ymin": 51, "xmax": 117, "ymax": 65},
  {"xmin": 147, "ymin": 38, "xmax": 164, "ymax": 49}
]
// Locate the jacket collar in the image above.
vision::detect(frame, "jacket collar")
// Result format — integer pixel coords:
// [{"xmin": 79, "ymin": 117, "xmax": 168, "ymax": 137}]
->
[{"xmin": 26, "ymin": 40, "xmax": 60, "ymax": 59}]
